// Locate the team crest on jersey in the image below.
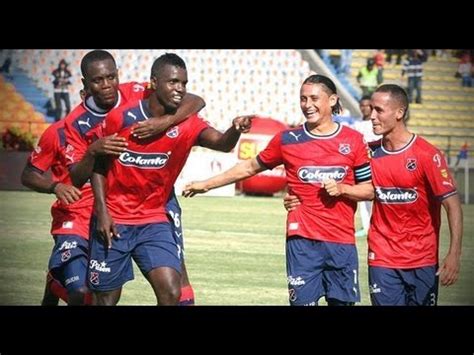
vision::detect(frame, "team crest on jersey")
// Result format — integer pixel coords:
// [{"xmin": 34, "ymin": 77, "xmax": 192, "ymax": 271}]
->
[
  {"xmin": 339, "ymin": 143, "xmax": 351, "ymax": 155},
  {"xmin": 406, "ymin": 158, "xmax": 417, "ymax": 171},
  {"xmin": 61, "ymin": 250, "xmax": 71, "ymax": 262},
  {"xmin": 440, "ymin": 169, "xmax": 448, "ymax": 178},
  {"xmin": 166, "ymin": 126, "xmax": 179, "ymax": 138},
  {"xmin": 89, "ymin": 272, "xmax": 99, "ymax": 285}
]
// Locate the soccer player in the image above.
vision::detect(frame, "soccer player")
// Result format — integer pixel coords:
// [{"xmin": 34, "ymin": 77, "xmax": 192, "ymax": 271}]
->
[
  {"xmin": 367, "ymin": 84, "xmax": 463, "ymax": 305},
  {"xmin": 21, "ymin": 86, "xmax": 123, "ymax": 305},
  {"xmin": 89, "ymin": 53, "xmax": 253, "ymax": 305},
  {"xmin": 20, "ymin": 50, "xmax": 204, "ymax": 306},
  {"xmin": 64, "ymin": 50, "xmax": 206, "ymax": 305},
  {"xmin": 21, "ymin": 120, "xmax": 85, "ymax": 306},
  {"xmin": 183, "ymin": 74, "xmax": 373, "ymax": 306},
  {"xmin": 284, "ymin": 84, "xmax": 464, "ymax": 306}
]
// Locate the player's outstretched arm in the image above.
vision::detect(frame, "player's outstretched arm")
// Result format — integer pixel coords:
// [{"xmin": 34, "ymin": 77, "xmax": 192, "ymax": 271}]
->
[
  {"xmin": 182, "ymin": 158, "xmax": 265, "ymax": 197},
  {"xmin": 132, "ymin": 93, "xmax": 206, "ymax": 139},
  {"xmin": 198, "ymin": 115, "xmax": 254, "ymax": 152},
  {"xmin": 437, "ymin": 194, "xmax": 463, "ymax": 286},
  {"xmin": 21, "ymin": 163, "xmax": 81, "ymax": 205}
]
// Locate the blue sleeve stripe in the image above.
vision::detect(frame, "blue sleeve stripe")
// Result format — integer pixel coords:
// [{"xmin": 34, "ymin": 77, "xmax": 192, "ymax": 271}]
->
[{"xmin": 437, "ymin": 190, "xmax": 458, "ymax": 201}]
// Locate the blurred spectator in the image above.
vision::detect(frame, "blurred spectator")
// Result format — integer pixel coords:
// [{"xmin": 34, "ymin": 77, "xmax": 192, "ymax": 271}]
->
[
  {"xmin": 456, "ymin": 52, "xmax": 472, "ymax": 87},
  {"xmin": 352, "ymin": 95, "xmax": 381, "ymax": 238},
  {"xmin": 373, "ymin": 49, "xmax": 385, "ymax": 83},
  {"xmin": 401, "ymin": 49, "xmax": 427, "ymax": 104},
  {"xmin": 356, "ymin": 58, "xmax": 382, "ymax": 97},
  {"xmin": 386, "ymin": 49, "xmax": 404, "ymax": 65},
  {"xmin": 454, "ymin": 142, "xmax": 469, "ymax": 172},
  {"xmin": 338, "ymin": 49, "xmax": 352, "ymax": 75},
  {"xmin": 333, "ymin": 107, "xmax": 355, "ymax": 127},
  {"xmin": 51, "ymin": 59, "xmax": 72, "ymax": 122}
]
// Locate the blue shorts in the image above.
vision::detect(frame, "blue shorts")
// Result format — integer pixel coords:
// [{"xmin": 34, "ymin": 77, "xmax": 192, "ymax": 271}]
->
[
  {"xmin": 88, "ymin": 219, "xmax": 182, "ymax": 292},
  {"xmin": 369, "ymin": 265, "xmax": 438, "ymax": 306},
  {"xmin": 48, "ymin": 235, "xmax": 89, "ymax": 293},
  {"xmin": 166, "ymin": 189, "xmax": 185, "ymax": 261},
  {"xmin": 286, "ymin": 237, "xmax": 360, "ymax": 305}
]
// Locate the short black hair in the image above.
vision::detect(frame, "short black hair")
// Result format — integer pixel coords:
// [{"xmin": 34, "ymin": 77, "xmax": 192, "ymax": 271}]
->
[
  {"xmin": 360, "ymin": 95, "xmax": 372, "ymax": 102},
  {"xmin": 302, "ymin": 74, "xmax": 342, "ymax": 115},
  {"xmin": 81, "ymin": 50, "xmax": 116, "ymax": 77},
  {"xmin": 151, "ymin": 53, "xmax": 186, "ymax": 78},
  {"xmin": 375, "ymin": 84, "xmax": 409, "ymax": 120}
]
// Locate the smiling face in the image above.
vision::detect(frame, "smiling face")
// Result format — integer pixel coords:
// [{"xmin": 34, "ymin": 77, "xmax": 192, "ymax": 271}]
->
[
  {"xmin": 370, "ymin": 92, "xmax": 405, "ymax": 136},
  {"xmin": 81, "ymin": 58, "xmax": 119, "ymax": 111},
  {"xmin": 151, "ymin": 64, "xmax": 187, "ymax": 113},
  {"xmin": 300, "ymin": 83, "xmax": 337, "ymax": 126}
]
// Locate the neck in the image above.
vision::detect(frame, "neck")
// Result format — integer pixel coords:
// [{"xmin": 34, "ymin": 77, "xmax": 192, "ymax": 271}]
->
[
  {"xmin": 307, "ymin": 116, "xmax": 337, "ymax": 135},
  {"xmin": 383, "ymin": 125, "xmax": 413, "ymax": 151},
  {"xmin": 147, "ymin": 93, "xmax": 175, "ymax": 117},
  {"xmin": 86, "ymin": 96, "xmax": 110, "ymax": 113}
]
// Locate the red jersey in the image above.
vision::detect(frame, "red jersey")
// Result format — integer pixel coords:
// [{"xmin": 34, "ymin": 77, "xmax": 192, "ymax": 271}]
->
[
  {"xmin": 64, "ymin": 82, "xmax": 150, "ymax": 167},
  {"xmin": 258, "ymin": 123, "xmax": 372, "ymax": 244},
  {"xmin": 28, "ymin": 121, "xmax": 91, "ymax": 239},
  {"xmin": 101, "ymin": 100, "xmax": 210, "ymax": 224},
  {"xmin": 368, "ymin": 135, "xmax": 457, "ymax": 268}
]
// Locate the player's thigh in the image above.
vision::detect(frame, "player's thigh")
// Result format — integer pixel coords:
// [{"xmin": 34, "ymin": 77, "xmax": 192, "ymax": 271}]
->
[
  {"xmin": 133, "ymin": 222, "xmax": 182, "ymax": 277},
  {"xmin": 48, "ymin": 235, "xmax": 89, "ymax": 291},
  {"xmin": 410, "ymin": 266, "xmax": 438, "ymax": 306},
  {"xmin": 323, "ymin": 242, "xmax": 360, "ymax": 303},
  {"xmin": 286, "ymin": 237, "xmax": 325, "ymax": 306},
  {"xmin": 88, "ymin": 223, "xmax": 134, "ymax": 292},
  {"xmin": 369, "ymin": 266, "xmax": 406, "ymax": 306}
]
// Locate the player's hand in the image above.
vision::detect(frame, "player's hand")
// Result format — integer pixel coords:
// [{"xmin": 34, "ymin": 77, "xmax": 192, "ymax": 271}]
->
[
  {"xmin": 437, "ymin": 251, "xmax": 461, "ymax": 287},
  {"xmin": 131, "ymin": 116, "xmax": 172, "ymax": 139},
  {"xmin": 55, "ymin": 183, "xmax": 82, "ymax": 205},
  {"xmin": 89, "ymin": 134, "xmax": 128, "ymax": 156},
  {"xmin": 232, "ymin": 115, "xmax": 255, "ymax": 133},
  {"xmin": 182, "ymin": 181, "xmax": 209, "ymax": 198},
  {"xmin": 96, "ymin": 210, "xmax": 120, "ymax": 249},
  {"xmin": 283, "ymin": 193, "xmax": 301, "ymax": 211},
  {"xmin": 322, "ymin": 179, "xmax": 343, "ymax": 197}
]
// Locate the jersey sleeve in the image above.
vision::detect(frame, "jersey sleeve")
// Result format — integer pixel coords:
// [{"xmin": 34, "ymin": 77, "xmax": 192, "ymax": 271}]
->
[
  {"xmin": 256, "ymin": 132, "xmax": 283, "ymax": 170},
  {"xmin": 422, "ymin": 146, "xmax": 457, "ymax": 200},
  {"xmin": 64, "ymin": 116, "xmax": 89, "ymax": 168},
  {"xmin": 28, "ymin": 124, "xmax": 58, "ymax": 172},
  {"xmin": 119, "ymin": 82, "xmax": 152, "ymax": 101}
]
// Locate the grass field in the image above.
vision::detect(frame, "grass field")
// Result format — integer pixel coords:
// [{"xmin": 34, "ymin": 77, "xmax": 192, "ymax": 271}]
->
[{"xmin": 0, "ymin": 191, "xmax": 472, "ymax": 305}]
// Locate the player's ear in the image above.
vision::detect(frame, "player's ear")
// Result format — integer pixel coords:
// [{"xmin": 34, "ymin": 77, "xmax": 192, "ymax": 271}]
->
[
  {"xmin": 396, "ymin": 107, "xmax": 405, "ymax": 121},
  {"xmin": 150, "ymin": 76, "xmax": 157, "ymax": 90}
]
